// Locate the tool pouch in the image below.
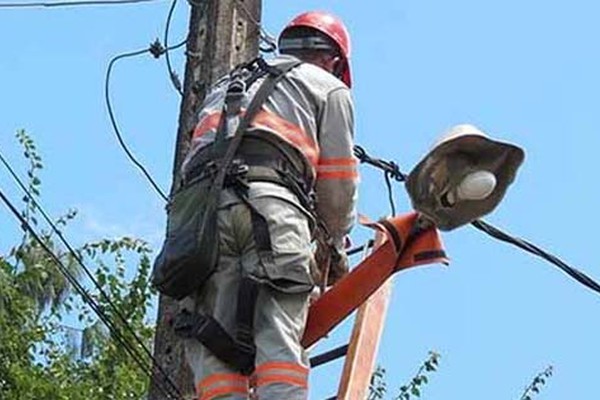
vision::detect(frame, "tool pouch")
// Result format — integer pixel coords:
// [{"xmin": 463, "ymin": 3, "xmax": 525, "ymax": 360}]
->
[{"xmin": 151, "ymin": 177, "xmax": 219, "ymax": 300}]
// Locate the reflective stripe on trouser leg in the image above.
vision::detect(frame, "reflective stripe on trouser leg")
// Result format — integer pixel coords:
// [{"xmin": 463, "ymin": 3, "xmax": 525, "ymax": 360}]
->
[
  {"xmin": 240, "ymin": 195, "xmax": 313, "ymax": 400},
  {"xmin": 183, "ymin": 193, "xmax": 313, "ymax": 400},
  {"xmin": 252, "ymin": 361, "xmax": 309, "ymax": 399},
  {"xmin": 196, "ymin": 373, "xmax": 249, "ymax": 400},
  {"xmin": 182, "ymin": 203, "xmax": 252, "ymax": 400},
  {"xmin": 183, "ymin": 251, "xmax": 248, "ymax": 400},
  {"xmin": 251, "ymin": 289, "xmax": 311, "ymax": 400}
]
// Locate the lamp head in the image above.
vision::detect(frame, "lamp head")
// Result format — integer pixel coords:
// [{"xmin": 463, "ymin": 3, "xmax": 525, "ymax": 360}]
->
[{"xmin": 406, "ymin": 124, "xmax": 525, "ymax": 231}]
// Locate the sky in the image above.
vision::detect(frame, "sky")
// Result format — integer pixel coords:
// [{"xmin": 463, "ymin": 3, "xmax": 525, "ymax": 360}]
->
[{"xmin": 1, "ymin": 0, "xmax": 600, "ymax": 399}]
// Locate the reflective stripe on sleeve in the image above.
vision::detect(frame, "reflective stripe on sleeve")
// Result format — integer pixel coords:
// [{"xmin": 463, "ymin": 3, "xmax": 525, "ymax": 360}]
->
[{"xmin": 317, "ymin": 157, "xmax": 359, "ymax": 181}]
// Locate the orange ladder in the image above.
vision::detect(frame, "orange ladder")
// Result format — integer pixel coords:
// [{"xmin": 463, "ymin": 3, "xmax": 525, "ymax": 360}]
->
[{"xmin": 305, "ymin": 213, "xmax": 448, "ymax": 399}]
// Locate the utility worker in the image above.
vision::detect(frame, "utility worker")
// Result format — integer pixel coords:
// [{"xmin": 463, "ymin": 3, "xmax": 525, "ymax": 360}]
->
[{"xmin": 177, "ymin": 11, "xmax": 357, "ymax": 400}]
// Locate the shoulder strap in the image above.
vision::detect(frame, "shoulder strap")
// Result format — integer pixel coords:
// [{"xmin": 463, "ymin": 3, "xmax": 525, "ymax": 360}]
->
[{"xmin": 209, "ymin": 58, "xmax": 302, "ymax": 194}]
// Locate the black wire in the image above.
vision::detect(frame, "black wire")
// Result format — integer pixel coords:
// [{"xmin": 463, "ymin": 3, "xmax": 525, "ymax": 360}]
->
[
  {"xmin": 471, "ymin": 219, "xmax": 600, "ymax": 296},
  {"xmin": 233, "ymin": 0, "xmax": 277, "ymax": 53},
  {"xmin": 0, "ymin": 0, "xmax": 161, "ymax": 8},
  {"xmin": 354, "ymin": 145, "xmax": 401, "ymax": 216},
  {"xmin": 346, "ymin": 240, "xmax": 375, "ymax": 257},
  {"xmin": 384, "ymin": 171, "xmax": 396, "ymax": 216},
  {"xmin": 105, "ymin": 44, "xmax": 189, "ymax": 203},
  {"xmin": 356, "ymin": 143, "xmax": 600, "ymax": 296},
  {"xmin": 0, "ymin": 151, "xmax": 184, "ymax": 399},
  {"xmin": 0, "ymin": 187, "xmax": 183, "ymax": 400},
  {"xmin": 353, "ymin": 145, "xmax": 407, "ymax": 182},
  {"xmin": 164, "ymin": 0, "xmax": 183, "ymax": 96}
]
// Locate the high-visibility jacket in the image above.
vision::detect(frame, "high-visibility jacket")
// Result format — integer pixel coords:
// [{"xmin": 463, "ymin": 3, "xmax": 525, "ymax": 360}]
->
[{"xmin": 182, "ymin": 54, "xmax": 357, "ymax": 251}]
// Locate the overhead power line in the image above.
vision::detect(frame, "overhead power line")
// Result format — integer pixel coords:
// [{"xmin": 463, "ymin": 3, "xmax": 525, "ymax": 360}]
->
[
  {"xmin": 0, "ymin": 0, "xmax": 161, "ymax": 8},
  {"xmin": 355, "ymin": 145, "xmax": 600, "ymax": 297},
  {"xmin": 0, "ymin": 151, "xmax": 184, "ymax": 400},
  {"xmin": 164, "ymin": 0, "xmax": 184, "ymax": 96},
  {"xmin": 105, "ymin": 40, "xmax": 185, "ymax": 203},
  {"xmin": 0, "ymin": 187, "xmax": 183, "ymax": 400},
  {"xmin": 471, "ymin": 220, "xmax": 600, "ymax": 295},
  {"xmin": 234, "ymin": 0, "xmax": 276, "ymax": 53}
]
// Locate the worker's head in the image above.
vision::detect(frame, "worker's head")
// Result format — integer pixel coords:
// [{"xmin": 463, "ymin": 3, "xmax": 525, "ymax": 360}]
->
[{"xmin": 278, "ymin": 11, "xmax": 352, "ymax": 88}]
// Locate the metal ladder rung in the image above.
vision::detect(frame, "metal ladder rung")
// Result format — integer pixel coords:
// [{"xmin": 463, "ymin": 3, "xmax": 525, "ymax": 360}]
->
[{"xmin": 309, "ymin": 344, "xmax": 349, "ymax": 368}]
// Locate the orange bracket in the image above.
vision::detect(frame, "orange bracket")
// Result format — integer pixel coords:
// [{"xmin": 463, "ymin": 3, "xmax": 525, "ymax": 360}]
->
[{"xmin": 302, "ymin": 212, "xmax": 449, "ymax": 348}]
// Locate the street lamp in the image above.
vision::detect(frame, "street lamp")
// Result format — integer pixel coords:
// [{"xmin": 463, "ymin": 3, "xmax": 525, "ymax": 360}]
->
[
  {"xmin": 303, "ymin": 124, "xmax": 527, "ymax": 347},
  {"xmin": 406, "ymin": 124, "xmax": 525, "ymax": 231}
]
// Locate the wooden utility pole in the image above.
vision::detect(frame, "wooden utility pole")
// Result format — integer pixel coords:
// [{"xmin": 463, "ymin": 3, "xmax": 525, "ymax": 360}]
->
[{"xmin": 148, "ymin": 1, "xmax": 262, "ymax": 398}]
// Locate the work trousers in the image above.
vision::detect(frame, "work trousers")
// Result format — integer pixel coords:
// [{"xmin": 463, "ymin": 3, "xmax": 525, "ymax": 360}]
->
[{"xmin": 182, "ymin": 191, "xmax": 314, "ymax": 400}]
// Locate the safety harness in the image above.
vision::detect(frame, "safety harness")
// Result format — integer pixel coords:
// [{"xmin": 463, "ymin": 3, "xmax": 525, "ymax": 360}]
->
[{"xmin": 171, "ymin": 57, "xmax": 311, "ymax": 376}]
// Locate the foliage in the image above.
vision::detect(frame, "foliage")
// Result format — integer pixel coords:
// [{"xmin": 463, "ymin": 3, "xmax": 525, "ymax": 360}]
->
[
  {"xmin": 394, "ymin": 351, "xmax": 440, "ymax": 400},
  {"xmin": 368, "ymin": 351, "xmax": 440, "ymax": 400},
  {"xmin": 0, "ymin": 131, "xmax": 157, "ymax": 400},
  {"xmin": 520, "ymin": 365, "xmax": 554, "ymax": 400},
  {"xmin": 368, "ymin": 365, "xmax": 388, "ymax": 400},
  {"xmin": 368, "ymin": 353, "xmax": 555, "ymax": 400}
]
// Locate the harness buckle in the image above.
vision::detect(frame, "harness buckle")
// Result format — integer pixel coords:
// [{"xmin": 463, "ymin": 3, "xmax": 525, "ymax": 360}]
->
[
  {"xmin": 225, "ymin": 159, "xmax": 250, "ymax": 189},
  {"xmin": 225, "ymin": 77, "xmax": 246, "ymax": 116},
  {"xmin": 171, "ymin": 310, "xmax": 210, "ymax": 339},
  {"xmin": 228, "ymin": 158, "xmax": 250, "ymax": 177},
  {"xmin": 184, "ymin": 160, "xmax": 219, "ymax": 186}
]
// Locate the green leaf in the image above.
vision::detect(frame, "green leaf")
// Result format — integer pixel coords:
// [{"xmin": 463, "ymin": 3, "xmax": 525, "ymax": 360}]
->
[
  {"xmin": 411, "ymin": 386, "xmax": 420, "ymax": 397},
  {"xmin": 424, "ymin": 361, "xmax": 436, "ymax": 371}
]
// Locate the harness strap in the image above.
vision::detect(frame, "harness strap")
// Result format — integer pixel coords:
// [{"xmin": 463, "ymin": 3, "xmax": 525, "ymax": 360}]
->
[
  {"xmin": 173, "ymin": 57, "xmax": 302, "ymax": 375},
  {"xmin": 172, "ymin": 309, "xmax": 254, "ymax": 374},
  {"xmin": 230, "ymin": 182, "xmax": 278, "ymax": 274},
  {"xmin": 235, "ymin": 276, "xmax": 260, "ymax": 353},
  {"xmin": 172, "ymin": 277, "xmax": 260, "ymax": 375}
]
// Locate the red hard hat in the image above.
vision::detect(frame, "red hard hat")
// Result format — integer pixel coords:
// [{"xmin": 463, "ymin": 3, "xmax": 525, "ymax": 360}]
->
[{"xmin": 279, "ymin": 11, "xmax": 352, "ymax": 88}]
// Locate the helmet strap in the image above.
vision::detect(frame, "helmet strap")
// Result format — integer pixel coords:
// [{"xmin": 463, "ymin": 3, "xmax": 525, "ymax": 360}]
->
[{"xmin": 332, "ymin": 56, "xmax": 346, "ymax": 81}]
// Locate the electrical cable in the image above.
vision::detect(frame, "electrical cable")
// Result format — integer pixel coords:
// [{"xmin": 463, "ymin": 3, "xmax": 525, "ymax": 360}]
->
[
  {"xmin": 471, "ymin": 219, "xmax": 600, "ymax": 296},
  {"xmin": 234, "ymin": 0, "xmax": 277, "ymax": 53},
  {"xmin": 354, "ymin": 145, "xmax": 405, "ymax": 216},
  {"xmin": 105, "ymin": 41, "xmax": 185, "ymax": 203},
  {"xmin": 0, "ymin": 187, "xmax": 183, "ymax": 400},
  {"xmin": 353, "ymin": 145, "xmax": 407, "ymax": 182},
  {"xmin": 355, "ymin": 144, "xmax": 600, "ymax": 296},
  {"xmin": 346, "ymin": 240, "xmax": 375, "ymax": 257},
  {"xmin": 105, "ymin": 0, "xmax": 262, "ymax": 201},
  {"xmin": 164, "ymin": 0, "xmax": 183, "ymax": 96},
  {"xmin": 0, "ymin": 0, "xmax": 161, "ymax": 8},
  {"xmin": 384, "ymin": 171, "xmax": 396, "ymax": 216},
  {"xmin": 0, "ymin": 151, "xmax": 184, "ymax": 400}
]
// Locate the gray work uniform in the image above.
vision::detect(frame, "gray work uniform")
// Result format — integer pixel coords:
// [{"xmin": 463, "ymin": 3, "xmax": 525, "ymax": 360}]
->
[{"xmin": 180, "ymin": 55, "xmax": 357, "ymax": 400}]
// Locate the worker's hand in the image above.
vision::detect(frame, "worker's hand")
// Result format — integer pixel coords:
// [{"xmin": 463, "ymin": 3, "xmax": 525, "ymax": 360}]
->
[
  {"xmin": 328, "ymin": 247, "xmax": 349, "ymax": 285},
  {"xmin": 314, "ymin": 242, "xmax": 349, "ymax": 287}
]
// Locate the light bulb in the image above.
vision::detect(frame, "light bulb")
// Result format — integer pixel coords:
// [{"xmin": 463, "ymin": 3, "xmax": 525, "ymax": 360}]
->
[{"xmin": 456, "ymin": 170, "xmax": 497, "ymax": 201}]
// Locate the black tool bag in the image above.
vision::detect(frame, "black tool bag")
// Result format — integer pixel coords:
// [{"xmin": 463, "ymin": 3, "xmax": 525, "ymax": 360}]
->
[
  {"xmin": 151, "ymin": 57, "xmax": 302, "ymax": 300},
  {"xmin": 151, "ymin": 174, "xmax": 218, "ymax": 299}
]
